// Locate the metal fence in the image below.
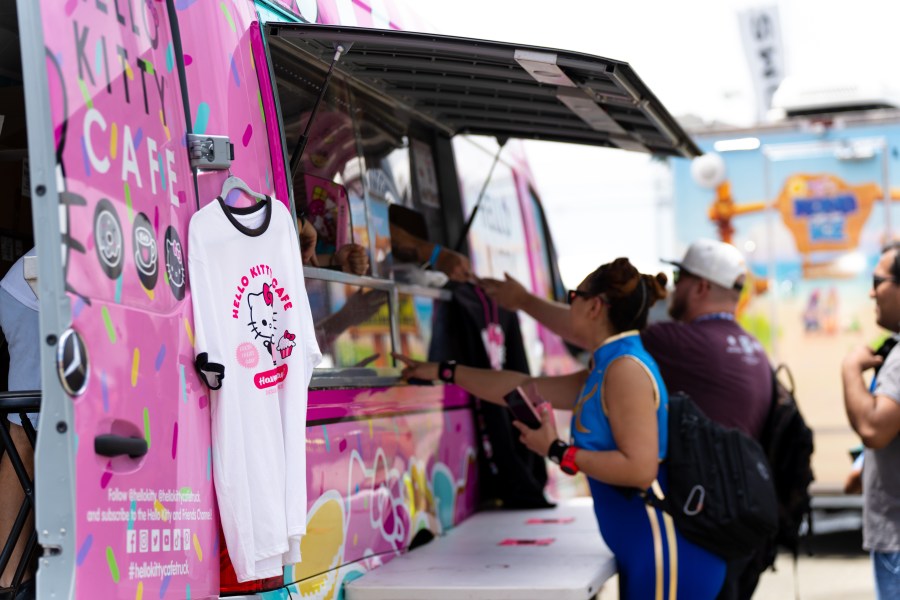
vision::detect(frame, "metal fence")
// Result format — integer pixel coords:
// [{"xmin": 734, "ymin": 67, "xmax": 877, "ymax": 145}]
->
[{"xmin": 0, "ymin": 391, "xmax": 40, "ymax": 598}]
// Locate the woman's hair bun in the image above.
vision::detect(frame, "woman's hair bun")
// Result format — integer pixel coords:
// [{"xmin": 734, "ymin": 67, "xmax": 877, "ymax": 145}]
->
[{"xmin": 647, "ymin": 272, "xmax": 668, "ymax": 302}]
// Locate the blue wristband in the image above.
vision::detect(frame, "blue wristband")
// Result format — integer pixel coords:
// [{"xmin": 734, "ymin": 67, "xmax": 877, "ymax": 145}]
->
[{"xmin": 427, "ymin": 244, "xmax": 442, "ymax": 268}]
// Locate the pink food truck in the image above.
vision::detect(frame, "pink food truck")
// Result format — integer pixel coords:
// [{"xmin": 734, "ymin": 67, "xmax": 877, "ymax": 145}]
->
[{"xmin": 0, "ymin": 0, "xmax": 697, "ymax": 598}]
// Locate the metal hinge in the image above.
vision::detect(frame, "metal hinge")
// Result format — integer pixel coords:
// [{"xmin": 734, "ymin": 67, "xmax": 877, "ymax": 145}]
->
[{"xmin": 187, "ymin": 134, "xmax": 234, "ymax": 170}]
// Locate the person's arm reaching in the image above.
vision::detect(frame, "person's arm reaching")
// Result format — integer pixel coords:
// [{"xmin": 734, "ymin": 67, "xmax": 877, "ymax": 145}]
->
[
  {"xmin": 390, "ymin": 223, "xmax": 472, "ymax": 282},
  {"xmin": 393, "ymin": 352, "xmax": 586, "ymax": 411},
  {"xmin": 842, "ymin": 345, "xmax": 900, "ymax": 449},
  {"xmin": 479, "ymin": 273, "xmax": 586, "ymax": 349}
]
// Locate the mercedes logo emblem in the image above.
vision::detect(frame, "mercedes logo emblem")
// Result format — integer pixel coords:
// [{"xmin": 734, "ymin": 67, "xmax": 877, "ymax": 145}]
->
[{"xmin": 57, "ymin": 329, "xmax": 89, "ymax": 396}]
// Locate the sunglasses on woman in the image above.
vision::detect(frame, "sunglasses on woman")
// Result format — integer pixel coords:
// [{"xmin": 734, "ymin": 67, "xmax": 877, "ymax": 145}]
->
[
  {"xmin": 567, "ymin": 289, "xmax": 589, "ymax": 304},
  {"xmin": 874, "ymin": 274, "xmax": 898, "ymax": 291},
  {"xmin": 567, "ymin": 289, "xmax": 609, "ymax": 305}
]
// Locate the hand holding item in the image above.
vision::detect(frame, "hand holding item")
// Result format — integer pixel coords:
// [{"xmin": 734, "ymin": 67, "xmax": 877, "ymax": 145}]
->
[
  {"xmin": 512, "ymin": 403, "xmax": 558, "ymax": 458},
  {"xmin": 333, "ymin": 243, "xmax": 370, "ymax": 276},
  {"xmin": 519, "ymin": 380, "xmax": 549, "ymax": 408},
  {"xmin": 392, "ymin": 352, "xmax": 439, "ymax": 381},
  {"xmin": 844, "ymin": 452, "xmax": 864, "ymax": 495},
  {"xmin": 478, "ymin": 272, "xmax": 529, "ymax": 311},
  {"xmin": 842, "ymin": 344, "xmax": 883, "ymax": 373},
  {"xmin": 432, "ymin": 245, "xmax": 473, "ymax": 283}
]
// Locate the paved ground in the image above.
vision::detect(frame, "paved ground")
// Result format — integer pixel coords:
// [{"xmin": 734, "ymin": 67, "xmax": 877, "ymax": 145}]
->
[{"xmin": 598, "ymin": 530, "xmax": 874, "ymax": 599}]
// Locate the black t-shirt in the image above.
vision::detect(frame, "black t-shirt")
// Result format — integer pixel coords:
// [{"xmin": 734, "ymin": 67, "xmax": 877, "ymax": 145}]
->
[{"xmin": 641, "ymin": 318, "xmax": 772, "ymax": 439}]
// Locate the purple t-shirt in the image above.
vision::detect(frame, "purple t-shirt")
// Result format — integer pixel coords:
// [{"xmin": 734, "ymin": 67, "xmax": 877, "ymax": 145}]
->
[{"xmin": 641, "ymin": 318, "xmax": 772, "ymax": 439}]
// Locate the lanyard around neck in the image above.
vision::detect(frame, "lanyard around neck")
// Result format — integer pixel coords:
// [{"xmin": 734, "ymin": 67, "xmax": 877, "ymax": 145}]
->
[{"xmin": 692, "ymin": 312, "xmax": 734, "ymax": 323}]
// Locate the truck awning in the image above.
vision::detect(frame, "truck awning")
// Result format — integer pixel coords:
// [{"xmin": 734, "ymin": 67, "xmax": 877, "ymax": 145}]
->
[{"xmin": 265, "ymin": 24, "xmax": 700, "ymax": 158}]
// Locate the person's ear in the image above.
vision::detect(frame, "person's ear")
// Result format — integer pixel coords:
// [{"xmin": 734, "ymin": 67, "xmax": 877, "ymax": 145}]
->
[{"xmin": 694, "ymin": 278, "xmax": 711, "ymax": 297}]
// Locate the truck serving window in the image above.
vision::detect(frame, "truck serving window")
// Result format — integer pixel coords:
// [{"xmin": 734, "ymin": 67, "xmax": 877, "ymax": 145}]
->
[
  {"xmin": 272, "ymin": 46, "xmax": 372, "ymax": 266},
  {"xmin": 261, "ymin": 23, "xmax": 700, "ymax": 386},
  {"xmin": 307, "ymin": 279, "xmax": 391, "ymax": 370},
  {"xmin": 267, "ymin": 26, "xmax": 455, "ymax": 385}
]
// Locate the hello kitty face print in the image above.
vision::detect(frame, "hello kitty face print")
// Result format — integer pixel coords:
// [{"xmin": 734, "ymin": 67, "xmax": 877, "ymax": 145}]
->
[
  {"xmin": 231, "ymin": 264, "xmax": 297, "ymax": 379},
  {"xmin": 165, "ymin": 225, "xmax": 186, "ymax": 301},
  {"xmin": 247, "ymin": 283, "xmax": 278, "ymax": 362}
]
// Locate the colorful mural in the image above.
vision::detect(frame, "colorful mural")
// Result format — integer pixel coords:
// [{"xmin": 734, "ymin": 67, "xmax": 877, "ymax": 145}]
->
[
  {"xmin": 672, "ymin": 125, "xmax": 900, "ymax": 489},
  {"xmin": 281, "ymin": 406, "xmax": 478, "ymax": 598}
]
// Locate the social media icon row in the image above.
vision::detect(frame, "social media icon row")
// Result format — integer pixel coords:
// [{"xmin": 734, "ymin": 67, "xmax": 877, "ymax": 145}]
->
[{"xmin": 126, "ymin": 528, "xmax": 190, "ymax": 553}]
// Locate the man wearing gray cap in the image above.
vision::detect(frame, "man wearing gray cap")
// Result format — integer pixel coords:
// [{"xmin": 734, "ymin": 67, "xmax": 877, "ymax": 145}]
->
[{"xmin": 479, "ymin": 238, "xmax": 772, "ymax": 598}]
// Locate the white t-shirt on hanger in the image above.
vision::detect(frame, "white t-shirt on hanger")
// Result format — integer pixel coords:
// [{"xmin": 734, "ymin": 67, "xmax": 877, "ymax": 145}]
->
[{"xmin": 188, "ymin": 197, "xmax": 321, "ymax": 582}]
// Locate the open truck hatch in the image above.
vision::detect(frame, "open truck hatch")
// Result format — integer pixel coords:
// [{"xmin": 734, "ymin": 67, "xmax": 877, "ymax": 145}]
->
[{"xmin": 266, "ymin": 24, "xmax": 700, "ymax": 158}]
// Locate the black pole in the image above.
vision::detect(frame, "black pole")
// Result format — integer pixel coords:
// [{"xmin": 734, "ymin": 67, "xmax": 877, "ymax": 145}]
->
[
  {"xmin": 453, "ymin": 137, "xmax": 508, "ymax": 252},
  {"xmin": 289, "ymin": 44, "xmax": 348, "ymax": 179}
]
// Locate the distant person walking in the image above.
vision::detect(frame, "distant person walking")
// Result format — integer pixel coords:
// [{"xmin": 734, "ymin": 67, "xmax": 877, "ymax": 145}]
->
[
  {"xmin": 396, "ymin": 258, "xmax": 726, "ymax": 599},
  {"xmin": 479, "ymin": 239, "xmax": 773, "ymax": 599},
  {"xmin": 841, "ymin": 242, "xmax": 900, "ymax": 599}
]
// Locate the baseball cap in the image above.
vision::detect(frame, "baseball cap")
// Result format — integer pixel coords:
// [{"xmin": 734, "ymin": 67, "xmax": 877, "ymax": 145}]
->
[{"xmin": 664, "ymin": 239, "xmax": 746, "ymax": 291}]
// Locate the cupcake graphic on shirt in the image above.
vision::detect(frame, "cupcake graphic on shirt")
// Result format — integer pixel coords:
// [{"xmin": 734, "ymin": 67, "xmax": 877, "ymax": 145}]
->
[{"xmin": 277, "ymin": 330, "xmax": 296, "ymax": 359}]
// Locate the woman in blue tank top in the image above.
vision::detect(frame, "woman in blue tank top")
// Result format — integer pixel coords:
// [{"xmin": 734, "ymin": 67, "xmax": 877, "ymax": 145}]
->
[{"xmin": 395, "ymin": 258, "xmax": 725, "ymax": 599}]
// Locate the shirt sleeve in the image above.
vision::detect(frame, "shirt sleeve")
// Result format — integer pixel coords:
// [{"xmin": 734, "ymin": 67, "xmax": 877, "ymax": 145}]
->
[
  {"xmin": 188, "ymin": 218, "xmax": 226, "ymax": 389},
  {"xmin": 285, "ymin": 205, "xmax": 322, "ymax": 384},
  {"xmin": 874, "ymin": 346, "xmax": 900, "ymax": 403},
  {"xmin": 641, "ymin": 322, "xmax": 685, "ymax": 359}
]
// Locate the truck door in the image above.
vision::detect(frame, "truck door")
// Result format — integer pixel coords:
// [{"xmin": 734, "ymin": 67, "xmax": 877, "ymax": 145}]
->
[{"xmin": 17, "ymin": 1, "xmax": 216, "ymax": 598}]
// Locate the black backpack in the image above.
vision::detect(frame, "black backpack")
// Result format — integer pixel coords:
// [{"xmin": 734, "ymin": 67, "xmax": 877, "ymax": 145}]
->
[
  {"xmin": 759, "ymin": 364, "xmax": 815, "ymax": 563},
  {"xmin": 644, "ymin": 392, "xmax": 779, "ymax": 560}
]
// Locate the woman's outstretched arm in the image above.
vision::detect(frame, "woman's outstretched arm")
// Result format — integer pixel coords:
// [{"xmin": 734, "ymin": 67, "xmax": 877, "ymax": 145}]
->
[{"xmin": 393, "ymin": 353, "xmax": 586, "ymax": 410}]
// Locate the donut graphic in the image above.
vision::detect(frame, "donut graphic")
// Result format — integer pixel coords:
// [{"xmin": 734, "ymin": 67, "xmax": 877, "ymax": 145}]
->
[
  {"xmin": 132, "ymin": 212, "xmax": 158, "ymax": 289},
  {"xmin": 93, "ymin": 198, "xmax": 124, "ymax": 280}
]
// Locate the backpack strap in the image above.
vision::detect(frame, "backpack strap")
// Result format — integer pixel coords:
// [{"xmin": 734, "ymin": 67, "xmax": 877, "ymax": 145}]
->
[{"xmin": 767, "ymin": 363, "xmax": 796, "ymax": 430}]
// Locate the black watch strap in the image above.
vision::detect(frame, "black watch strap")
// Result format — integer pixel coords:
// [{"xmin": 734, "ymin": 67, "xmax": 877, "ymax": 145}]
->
[
  {"xmin": 547, "ymin": 439, "xmax": 568, "ymax": 465},
  {"xmin": 438, "ymin": 360, "xmax": 457, "ymax": 383}
]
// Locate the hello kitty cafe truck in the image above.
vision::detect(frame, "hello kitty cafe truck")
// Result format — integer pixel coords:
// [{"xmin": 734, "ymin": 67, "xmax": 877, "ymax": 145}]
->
[{"xmin": 7, "ymin": 0, "xmax": 699, "ymax": 597}]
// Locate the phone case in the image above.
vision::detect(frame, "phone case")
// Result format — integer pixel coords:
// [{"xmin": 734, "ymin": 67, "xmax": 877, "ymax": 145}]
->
[{"xmin": 505, "ymin": 388, "xmax": 541, "ymax": 429}]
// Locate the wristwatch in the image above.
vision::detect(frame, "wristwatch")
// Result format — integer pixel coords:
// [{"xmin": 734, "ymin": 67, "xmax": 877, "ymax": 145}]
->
[
  {"xmin": 547, "ymin": 440, "xmax": 579, "ymax": 476},
  {"xmin": 438, "ymin": 360, "xmax": 457, "ymax": 384},
  {"xmin": 561, "ymin": 446, "xmax": 579, "ymax": 476}
]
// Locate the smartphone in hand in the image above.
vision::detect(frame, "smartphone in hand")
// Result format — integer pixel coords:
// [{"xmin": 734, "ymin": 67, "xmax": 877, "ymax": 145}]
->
[{"xmin": 504, "ymin": 387, "xmax": 541, "ymax": 429}]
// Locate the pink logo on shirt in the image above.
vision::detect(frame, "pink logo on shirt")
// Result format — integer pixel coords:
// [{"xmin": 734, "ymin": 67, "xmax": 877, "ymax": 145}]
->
[
  {"xmin": 236, "ymin": 342, "xmax": 259, "ymax": 369},
  {"xmin": 277, "ymin": 330, "xmax": 296, "ymax": 359},
  {"xmin": 254, "ymin": 364, "xmax": 288, "ymax": 389}
]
